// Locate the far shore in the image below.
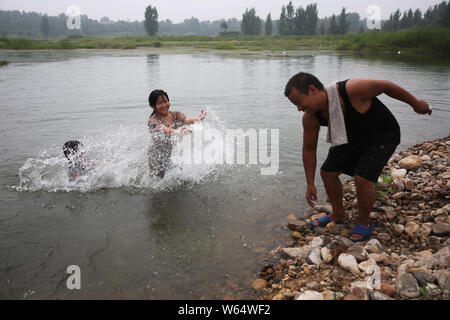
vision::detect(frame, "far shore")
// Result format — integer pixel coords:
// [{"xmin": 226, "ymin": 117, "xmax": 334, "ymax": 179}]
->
[{"xmin": 0, "ymin": 27, "xmax": 448, "ymax": 56}]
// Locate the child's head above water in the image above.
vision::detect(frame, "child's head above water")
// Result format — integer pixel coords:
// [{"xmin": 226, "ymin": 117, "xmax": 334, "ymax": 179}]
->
[
  {"xmin": 63, "ymin": 140, "xmax": 83, "ymax": 162},
  {"xmin": 149, "ymin": 89, "xmax": 169, "ymax": 116}
]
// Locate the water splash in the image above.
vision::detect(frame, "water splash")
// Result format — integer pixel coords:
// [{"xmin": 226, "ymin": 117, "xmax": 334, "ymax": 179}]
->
[{"xmin": 13, "ymin": 109, "xmax": 232, "ymax": 193}]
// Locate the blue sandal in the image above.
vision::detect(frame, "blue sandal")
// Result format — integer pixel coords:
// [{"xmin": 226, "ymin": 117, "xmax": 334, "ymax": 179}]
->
[
  {"xmin": 309, "ymin": 215, "xmax": 344, "ymax": 229},
  {"xmin": 350, "ymin": 223, "xmax": 374, "ymax": 243}
]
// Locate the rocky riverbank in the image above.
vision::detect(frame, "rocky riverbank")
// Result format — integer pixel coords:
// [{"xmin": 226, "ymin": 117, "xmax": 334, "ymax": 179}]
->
[{"xmin": 252, "ymin": 135, "xmax": 450, "ymax": 300}]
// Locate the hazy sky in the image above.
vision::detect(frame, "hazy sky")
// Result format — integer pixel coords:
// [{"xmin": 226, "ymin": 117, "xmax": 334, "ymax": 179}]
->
[{"xmin": 0, "ymin": 0, "xmax": 444, "ymax": 22}]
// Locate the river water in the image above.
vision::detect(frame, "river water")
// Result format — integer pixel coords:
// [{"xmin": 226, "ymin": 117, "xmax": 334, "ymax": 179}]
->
[{"xmin": 0, "ymin": 49, "xmax": 449, "ymax": 299}]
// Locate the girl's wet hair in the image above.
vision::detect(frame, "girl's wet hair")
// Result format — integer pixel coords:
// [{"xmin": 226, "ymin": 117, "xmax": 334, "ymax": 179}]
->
[
  {"xmin": 63, "ymin": 140, "xmax": 82, "ymax": 159},
  {"xmin": 149, "ymin": 90, "xmax": 169, "ymax": 116}
]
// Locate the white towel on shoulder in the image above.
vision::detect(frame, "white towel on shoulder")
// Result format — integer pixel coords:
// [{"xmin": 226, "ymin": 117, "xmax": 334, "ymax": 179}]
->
[{"xmin": 325, "ymin": 81, "xmax": 348, "ymax": 147}]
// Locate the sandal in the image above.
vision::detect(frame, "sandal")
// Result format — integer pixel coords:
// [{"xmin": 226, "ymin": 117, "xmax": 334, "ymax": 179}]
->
[
  {"xmin": 309, "ymin": 215, "xmax": 344, "ymax": 229},
  {"xmin": 350, "ymin": 223, "xmax": 374, "ymax": 243}
]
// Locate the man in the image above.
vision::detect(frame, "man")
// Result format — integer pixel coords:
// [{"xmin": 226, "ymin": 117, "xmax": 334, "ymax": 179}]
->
[{"xmin": 285, "ymin": 72, "xmax": 431, "ymax": 242}]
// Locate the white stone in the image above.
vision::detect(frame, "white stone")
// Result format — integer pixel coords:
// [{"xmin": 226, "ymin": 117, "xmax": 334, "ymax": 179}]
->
[
  {"xmin": 310, "ymin": 236, "xmax": 324, "ymax": 248},
  {"xmin": 338, "ymin": 253, "xmax": 360, "ymax": 275},
  {"xmin": 364, "ymin": 239, "xmax": 383, "ymax": 254},
  {"xmin": 281, "ymin": 246, "xmax": 313, "ymax": 260},
  {"xmin": 391, "ymin": 169, "xmax": 407, "ymax": 179},
  {"xmin": 295, "ymin": 290, "xmax": 324, "ymax": 300},
  {"xmin": 307, "ymin": 248, "xmax": 323, "ymax": 265},
  {"xmin": 358, "ymin": 259, "xmax": 378, "ymax": 274},
  {"xmin": 321, "ymin": 247, "xmax": 333, "ymax": 263}
]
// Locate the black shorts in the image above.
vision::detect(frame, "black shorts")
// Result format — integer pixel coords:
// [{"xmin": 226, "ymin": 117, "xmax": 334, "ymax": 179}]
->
[{"xmin": 320, "ymin": 138, "xmax": 400, "ymax": 183}]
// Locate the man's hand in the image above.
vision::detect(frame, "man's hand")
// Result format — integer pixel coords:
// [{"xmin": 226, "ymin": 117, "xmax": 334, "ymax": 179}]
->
[
  {"xmin": 199, "ymin": 110, "xmax": 207, "ymax": 120},
  {"xmin": 306, "ymin": 185, "xmax": 318, "ymax": 208},
  {"xmin": 411, "ymin": 99, "xmax": 432, "ymax": 115}
]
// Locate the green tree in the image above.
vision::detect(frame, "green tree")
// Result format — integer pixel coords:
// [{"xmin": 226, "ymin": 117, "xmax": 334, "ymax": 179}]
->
[
  {"xmin": 328, "ymin": 14, "xmax": 338, "ymax": 35},
  {"xmin": 337, "ymin": 7, "xmax": 351, "ymax": 34},
  {"xmin": 319, "ymin": 21, "xmax": 326, "ymax": 35},
  {"xmin": 304, "ymin": 3, "xmax": 318, "ymax": 35},
  {"xmin": 144, "ymin": 5, "xmax": 158, "ymax": 36},
  {"xmin": 265, "ymin": 13, "xmax": 273, "ymax": 35},
  {"xmin": 40, "ymin": 15, "xmax": 49, "ymax": 38},
  {"xmin": 241, "ymin": 8, "xmax": 261, "ymax": 35},
  {"xmin": 220, "ymin": 21, "xmax": 228, "ymax": 33}
]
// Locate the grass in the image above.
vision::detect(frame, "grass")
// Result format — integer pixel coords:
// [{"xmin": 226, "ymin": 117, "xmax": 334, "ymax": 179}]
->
[
  {"xmin": 0, "ymin": 26, "xmax": 448, "ymax": 55},
  {"xmin": 375, "ymin": 173, "xmax": 395, "ymax": 200},
  {"xmin": 0, "ymin": 60, "xmax": 8, "ymax": 66}
]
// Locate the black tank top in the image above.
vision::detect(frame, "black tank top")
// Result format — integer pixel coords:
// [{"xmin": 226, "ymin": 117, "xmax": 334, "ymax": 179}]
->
[{"xmin": 315, "ymin": 80, "xmax": 401, "ymax": 146}]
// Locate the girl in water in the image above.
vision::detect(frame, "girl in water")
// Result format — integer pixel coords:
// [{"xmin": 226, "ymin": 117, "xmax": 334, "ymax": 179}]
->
[{"xmin": 148, "ymin": 89, "xmax": 206, "ymax": 178}]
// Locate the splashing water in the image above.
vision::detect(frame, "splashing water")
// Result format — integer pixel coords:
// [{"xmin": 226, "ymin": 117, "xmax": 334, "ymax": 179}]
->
[{"xmin": 14, "ymin": 109, "xmax": 233, "ymax": 193}]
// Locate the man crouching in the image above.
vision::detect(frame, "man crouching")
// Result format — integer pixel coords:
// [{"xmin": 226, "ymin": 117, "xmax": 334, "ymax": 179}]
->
[{"xmin": 285, "ymin": 72, "xmax": 431, "ymax": 242}]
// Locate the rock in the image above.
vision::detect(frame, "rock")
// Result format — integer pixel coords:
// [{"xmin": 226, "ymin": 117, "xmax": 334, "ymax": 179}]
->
[
  {"xmin": 287, "ymin": 214, "xmax": 297, "ymax": 221},
  {"xmin": 371, "ymin": 291, "xmax": 394, "ymax": 300},
  {"xmin": 350, "ymin": 281, "xmax": 369, "ymax": 300},
  {"xmin": 310, "ymin": 213, "xmax": 327, "ymax": 222},
  {"xmin": 292, "ymin": 231, "xmax": 303, "ymax": 239},
  {"xmin": 405, "ymin": 221, "xmax": 420, "ymax": 238},
  {"xmin": 252, "ymin": 279, "xmax": 268, "ymax": 290},
  {"xmin": 335, "ymin": 235, "xmax": 354, "ymax": 247},
  {"xmin": 434, "ymin": 245, "xmax": 450, "ymax": 268},
  {"xmin": 287, "ymin": 221, "xmax": 308, "ymax": 232},
  {"xmin": 391, "ymin": 169, "xmax": 407, "ymax": 179},
  {"xmin": 314, "ymin": 205, "xmax": 333, "ymax": 214},
  {"xmin": 348, "ymin": 244, "xmax": 368, "ymax": 262},
  {"xmin": 321, "ymin": 290, "xmax": 337, "ymax": 300},
  {"xmin": 432, "ymin": 222, "xmax": 450, "ymax": 236},
  {"xmin": 393, "ymin": 224, "xmax": 405, "ymax": 236},
  {"xmin": 364, "ymin": 239, "xmax": 383, "ymax": 254},
  {"xmin": 398, "ymin": 155, "xmax": 422, "ymax": 170},
  {"xmin": 443, "ymin": 204, "xmax": 450, "ymax": 214},
  {"xmin": 395, "ymin": 273, "xmax": 420, "ymax": 298},
  {"xmin": 377, "ymin": 233, "xmax": 391, "ymax": 242},
  {"xmin": 380, "ymin": 283, "xmax": 396, "ymax": 297},
  {"xmin": 421, "ymin": 155, "xmax": 432, "ymax": 161},
  {"xmin": 321, "ymin": 247, "xmax": 333, "ymax": 263},
  {"xmin": 434, "ymin": 270, "xmax": 450, "ymax": 291},
  {"xmin": 310, "ymin": 236, "xmax": 324, "ymax": 248},
  {"xmin": 413, "ymin": 270, "xmax": 436, "ymax": 287},
  {"xmin": 386, "ymin": 210, "xmax": 397, "ymax": 220},
  {"xmin": 307, "ymin": 248, "xmax": 323, "ymax": 265},
  {"xmin": 358, "ymin": 259, "xmax": 378, "ymax": 274},
  {"xmin": 295, "ymin": 290, "xmax": 324, "ymax": 300},
  {"xmin": 404, "ymin": 178, "xmax": 414, "ymax": 191},
  {"xmin": 368, "ymin": 252, "xmax": 390, "ymax": 263},
  {"xmin": 338, "ymin": 253, "xmax": 360, "ymax": 275},
  {"xmin": 392, "ymin": 192, "xmax": 406, "ymax": 200},
  {"xmin": 281, "ymin": 246, "xmax": 313, "ymax": 260}
]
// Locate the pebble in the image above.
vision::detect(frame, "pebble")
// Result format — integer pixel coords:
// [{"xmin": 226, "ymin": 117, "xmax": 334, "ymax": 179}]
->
[
  {"xmin": 295, "ymin": 290, "xmax": 324, "ymax": 300},
  {"xmin": 347, "ymin": 244, "xmax": 368, "ymax": 262},
  {"xmin": 398, "ymin": 155, "xmax": 422, "ymax": 170},
  {"xmin": 252, "ymin": 279, "xmax": 268, "ymax": 290},
  {"xmin": 371, "ymin": 291, "xmax": 394, "ymax": 300},
  {"xmin": 434, "ymin": 270, "xmax": 450, "ymax": 291},
  {"xmin": 307, "ymin": 248, "xmax": 323, "ymax": 265},
  {"xmin": 395, "ymin": 273, "xmax": 420, "ymax": 298},
  {"xmin": 338, "ymin": 253, "xmax": 360, "ymax": 275},
  {"xmin": 364, "ymin": 239, "xmax": 383, "ymax": 254}
]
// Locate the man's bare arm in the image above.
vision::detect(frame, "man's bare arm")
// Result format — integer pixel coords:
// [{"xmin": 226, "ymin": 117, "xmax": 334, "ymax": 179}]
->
[{"xmin": 348, "ymin": 79, "xmax": 432, "ymax": 115}]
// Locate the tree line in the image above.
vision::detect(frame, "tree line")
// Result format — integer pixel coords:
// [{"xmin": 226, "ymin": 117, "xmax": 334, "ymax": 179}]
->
[{"xmin": 0, "ymin": 1, "xmax": 448, "ymax": 39}]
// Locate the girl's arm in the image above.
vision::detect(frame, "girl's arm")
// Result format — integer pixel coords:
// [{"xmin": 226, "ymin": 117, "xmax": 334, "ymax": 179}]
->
[{"xmin": 184, "ymin": 110, "xmax": 207, "ymax": 124}]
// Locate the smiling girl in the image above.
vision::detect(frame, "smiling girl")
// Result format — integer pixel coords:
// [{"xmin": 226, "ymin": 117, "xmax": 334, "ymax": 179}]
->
[{"xmin": 147, "ymin": 89, "xmax": 206, "ymax": 178}]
